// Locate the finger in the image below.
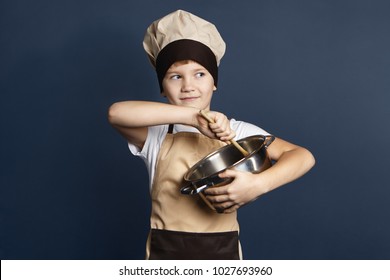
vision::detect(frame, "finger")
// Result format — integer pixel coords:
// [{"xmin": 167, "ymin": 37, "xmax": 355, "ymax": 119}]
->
[
  {"xmin": 223, "ymin": 204, "xmax": 240, "ymax": 213},
  {"xmin": 206, "ymin": 193, "xmax": 230, "ymax": 203},
  {"xmin": 204, "ymin": 185, "xmax": 229, "ymax": 195},
  {"xmin": 219, "ymin": 130, "xmax": 236, "ymax": 141},
  {"xmin": 209, "ymin": 113, "xmax": 228, "ymax": 128},
  {"xmin": 214, "ymin": 126, "xmax": 231, "ymax": 137},
  {"xmin": 215, "ymin": 203, "xmax": 239, "ymax": 214},
  {"xmin": 213, "ymin": 200, "xmax": 236, "ymax": 209},
  {"xmin": 209, "ymin": 122, "xmax": 228, "ymax": 134},
  {"xmin": 218, "ymin": 169, "xmax": 237, "ymax": 179},
  {"xmin": 213, "ymin": 201, "xmax": 239, "ymax": 212}
]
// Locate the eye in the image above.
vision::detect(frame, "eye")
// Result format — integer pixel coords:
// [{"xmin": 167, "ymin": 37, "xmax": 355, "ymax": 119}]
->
[
  {"xmin": 195, "ymin": 72, "xmax": 205, "ymax": 78},
  {"xmin": 170, "ymin": 74, "xmax": 181, "ymax": 80}
]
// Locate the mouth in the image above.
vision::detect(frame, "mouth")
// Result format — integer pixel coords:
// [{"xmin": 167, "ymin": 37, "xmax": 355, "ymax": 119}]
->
[{"xmin": 180, "ymin": 96, "xmax": 200, "ymax": 102}]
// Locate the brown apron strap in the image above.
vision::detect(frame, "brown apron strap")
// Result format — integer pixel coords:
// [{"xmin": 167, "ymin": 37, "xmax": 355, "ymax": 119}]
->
[
  {"xmin": 167, "ymin": 124, "xmax": 174, "ymax": 134},
  {"xmin": 149, "ymin": 229, "xmax": 240, "ymax": 260}
]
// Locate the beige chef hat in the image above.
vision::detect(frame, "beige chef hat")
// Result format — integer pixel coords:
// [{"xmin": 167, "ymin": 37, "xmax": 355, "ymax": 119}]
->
[{"xmin": 143, "ymin": 10, "xmax": 226, "ymax": 92}]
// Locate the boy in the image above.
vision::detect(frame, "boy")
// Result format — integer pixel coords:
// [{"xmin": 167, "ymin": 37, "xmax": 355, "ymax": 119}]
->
[{"xmin": 108, "ymin": 10, "xmax": 315, "ymax": 259}]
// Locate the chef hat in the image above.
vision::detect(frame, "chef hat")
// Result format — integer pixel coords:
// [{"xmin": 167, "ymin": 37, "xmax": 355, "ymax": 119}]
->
[{"xmin": 143, "ymin": 10, "xmax": 226, "ymax": 92}]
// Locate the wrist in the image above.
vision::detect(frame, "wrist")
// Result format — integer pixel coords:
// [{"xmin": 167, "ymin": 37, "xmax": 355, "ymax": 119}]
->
[
  {"xmin": 252, "ymin": 171, "xmax": 274, "ymax": 197},
  {"xmin": 181, "ymin": 106, "xmax": 201, "ymax": 128}
]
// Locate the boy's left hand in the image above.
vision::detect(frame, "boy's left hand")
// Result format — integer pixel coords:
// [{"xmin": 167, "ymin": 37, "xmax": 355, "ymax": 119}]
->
[
  {"xmin": 203, "ymin": 169, "xmax": 264, "ymax": 213},
  {"xmin": 195, "ymin": 110, "xmax": 236, "ymax": 142}
]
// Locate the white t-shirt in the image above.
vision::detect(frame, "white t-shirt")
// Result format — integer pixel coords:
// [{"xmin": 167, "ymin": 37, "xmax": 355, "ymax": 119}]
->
[{"xmin": 129, "ymin": 119, "xmax": 270, "ymax": 192}]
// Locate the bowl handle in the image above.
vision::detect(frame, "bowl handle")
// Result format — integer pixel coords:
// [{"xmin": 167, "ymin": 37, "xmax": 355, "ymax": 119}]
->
[
  {"xmin": 264, "ymin": 135, "xmax": 276, "ymax": 148},
  {"xmin": 180, "ymin": 183, "xmax": 209, "ymax": 195}
]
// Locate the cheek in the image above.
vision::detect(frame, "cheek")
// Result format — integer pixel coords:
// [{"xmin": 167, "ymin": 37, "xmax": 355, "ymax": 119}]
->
[
  {"xmin": 163, "ymin": 81, "xmax": 180, "ymax": 93},
  {"xmin": 206, "ymin": 84, "xmax": 216, "ymax": 95},
  {"xmin": 161, "ymin": 83, "xmax": 175, "ymax": 97}
]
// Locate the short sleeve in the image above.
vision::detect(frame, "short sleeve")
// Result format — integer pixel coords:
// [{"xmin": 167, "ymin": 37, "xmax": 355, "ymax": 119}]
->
[
  {"xmin": 127, "ymin": 125, "xmax": 168, "ymax": 191},
  {"xmin": 230, "ymin": 119, "xmax": 270, "ymax": 140}
]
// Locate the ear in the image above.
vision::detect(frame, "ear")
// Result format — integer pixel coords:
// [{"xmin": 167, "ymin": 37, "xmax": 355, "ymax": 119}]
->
[{"xmin": 213, "ymin": 85, "xmax": 217, "ymax": 91}]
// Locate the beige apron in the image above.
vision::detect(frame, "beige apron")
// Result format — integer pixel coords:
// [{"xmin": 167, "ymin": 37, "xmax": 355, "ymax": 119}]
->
[{"xmin": 145, "ymin": 126, "xmax": 241, "ymax": 259}]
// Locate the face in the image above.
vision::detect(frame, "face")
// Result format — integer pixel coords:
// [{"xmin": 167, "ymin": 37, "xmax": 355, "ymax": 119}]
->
[{"xmin": 161, "ymin": 60, "xmax": 216, "ymax": 110}]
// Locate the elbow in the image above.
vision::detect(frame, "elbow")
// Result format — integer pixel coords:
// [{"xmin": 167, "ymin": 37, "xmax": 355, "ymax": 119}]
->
[
  {"xmin": 304, "ymin": 148, "xmax": 316, "ymax": 171},
  {"xmin": 107, "ymin": 102, "xmax": 121, "ymax": 126}
]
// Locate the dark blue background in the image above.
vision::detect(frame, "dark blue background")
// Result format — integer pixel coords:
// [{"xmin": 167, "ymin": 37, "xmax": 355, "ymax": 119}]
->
[{"xmin": 1, "ymin": 0, "xmax": 389, "ymax": 259}]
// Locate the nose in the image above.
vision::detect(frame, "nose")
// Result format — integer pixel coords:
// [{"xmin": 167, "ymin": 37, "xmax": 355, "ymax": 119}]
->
[{"xmin": 181, "ymin": 77, "xmax": 194, "ymax": 92}]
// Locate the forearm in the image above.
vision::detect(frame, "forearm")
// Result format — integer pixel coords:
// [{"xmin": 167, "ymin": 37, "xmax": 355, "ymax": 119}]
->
[
  {"xmin": 108, "ymin": 101, "xmax": 198, "ymax": 128},
  {"xmin": 253, "ymin": 146, "xmax": 315, "ymax": 196}
]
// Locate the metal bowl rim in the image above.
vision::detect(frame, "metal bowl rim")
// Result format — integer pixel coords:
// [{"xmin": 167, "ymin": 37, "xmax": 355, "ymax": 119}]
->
[{"xmin": 183, "ymin": 134, "xmax": 269, "ymax": 182}]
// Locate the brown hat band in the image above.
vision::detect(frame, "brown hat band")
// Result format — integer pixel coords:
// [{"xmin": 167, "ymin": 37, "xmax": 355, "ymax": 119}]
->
[{"xmin": 156, "ymin": 39, "xmax": 218, "ymax": 92}]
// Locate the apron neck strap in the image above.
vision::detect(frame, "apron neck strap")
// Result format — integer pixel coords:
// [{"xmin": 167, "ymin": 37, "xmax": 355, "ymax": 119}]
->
[{"xmin": 168, "ymin": 124, "xmax": 174, "ymax": 134}]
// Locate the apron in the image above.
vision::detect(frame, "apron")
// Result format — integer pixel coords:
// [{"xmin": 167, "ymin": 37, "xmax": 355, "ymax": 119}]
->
[{"xmin": 146, "ymin": 125, "xmax": 241, "ymax": 260}]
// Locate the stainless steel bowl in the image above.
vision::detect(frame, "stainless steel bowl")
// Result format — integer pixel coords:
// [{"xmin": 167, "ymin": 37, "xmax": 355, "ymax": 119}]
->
[{"xmin": 180, "ymin": 135, "xmax": 275, "ymax": 195}]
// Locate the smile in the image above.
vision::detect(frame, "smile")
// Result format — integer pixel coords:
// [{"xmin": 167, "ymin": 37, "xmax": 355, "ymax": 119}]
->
[{"xmin": 180, "ymin": 96, "xmax": 200, "ymax": 101}]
